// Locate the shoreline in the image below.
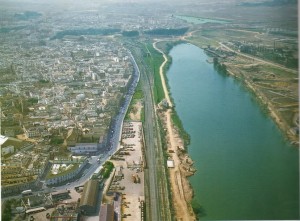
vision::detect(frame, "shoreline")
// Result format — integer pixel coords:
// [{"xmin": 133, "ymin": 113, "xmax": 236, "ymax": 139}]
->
[
  {"xmin": 153, "ymin": 40, "xmax": 196, "ymax": 220},
  {"xmin": 152, "ymin": 37, "xmax": 298, "ymax": 220},
  {"xmin": 223, "ymin": 62, "xmax": 299, "ymax": 147},
  {"xmin": 189, "ymin": 38, "xmax": 299, "ymax": 147},
  {"xmin": 244, "ymin": 77, "xmax": 299, "ymax": 146}
]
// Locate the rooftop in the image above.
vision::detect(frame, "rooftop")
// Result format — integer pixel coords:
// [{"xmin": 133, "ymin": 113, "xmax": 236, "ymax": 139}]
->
[{"xmin": 79, "ymin": 179, "xmax": 99, "ymax": 207}]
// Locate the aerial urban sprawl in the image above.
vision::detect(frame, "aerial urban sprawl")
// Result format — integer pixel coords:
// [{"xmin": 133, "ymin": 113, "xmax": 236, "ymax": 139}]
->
[{"xmin": 0, "ymin": 0, "xmax": 298, "ymax": 221}]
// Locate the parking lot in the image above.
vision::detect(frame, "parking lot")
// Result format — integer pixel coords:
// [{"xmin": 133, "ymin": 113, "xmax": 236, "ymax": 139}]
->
[{"xmin": 110, "ymin": 121, "xmax": 145, "ymax": 221}]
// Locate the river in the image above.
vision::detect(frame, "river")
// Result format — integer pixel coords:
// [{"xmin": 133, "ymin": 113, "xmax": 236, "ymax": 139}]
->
[{"xmin": 166, "ymin": 43, "xmax": 299, "ymax": 220}]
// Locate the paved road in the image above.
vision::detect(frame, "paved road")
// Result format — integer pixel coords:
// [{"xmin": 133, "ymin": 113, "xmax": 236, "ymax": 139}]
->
[
  {"xmin": 2, "ymin": 50, "xmax": 140, "ymax": 201},
  {"xmin": 219, "ymin": 42, "xmax": 298, "ymax": 74}
]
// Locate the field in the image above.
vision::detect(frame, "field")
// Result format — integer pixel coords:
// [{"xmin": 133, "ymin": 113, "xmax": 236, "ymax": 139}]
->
[{"xmin": 186, "ymin": 25, "xmax": 298, "ymax": 144}]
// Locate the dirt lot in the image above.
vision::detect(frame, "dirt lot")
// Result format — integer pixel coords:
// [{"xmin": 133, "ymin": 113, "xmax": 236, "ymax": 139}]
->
[{"xmin": 109, "ymin": 121, "xmax": 145, "ymax": 221}]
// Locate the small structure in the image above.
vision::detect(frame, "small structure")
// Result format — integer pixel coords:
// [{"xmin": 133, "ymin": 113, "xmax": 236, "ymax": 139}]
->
[
  {"xmin": 159, "ymin": 99, "xmax": 169, "ymax": 109},
  {"xmin": 114, "ymin": 166, "xmax": 123, "ymax": 181},
  {"xmin": 79, "ymin": 180, "xmax": 99, "ymax": 215},
  {"xmin": 50, "ymin": 190, "xmax": 70, "ymax": 201},
  {"xmin": 167, "ymin": 160, "xmax": 175, "ymax": 168},
  {"xmin": 0, "ymin": 135, "xmax": 26, "ymax": 156},
  {"xmin": 25, "ymin": 207, "xmax": 46, "ymax": 215}
]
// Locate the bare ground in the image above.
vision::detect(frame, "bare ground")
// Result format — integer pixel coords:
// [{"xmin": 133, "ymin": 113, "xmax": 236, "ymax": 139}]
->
[{"xmin": 153, "ymin": 40, "xmax": 196, "ymax": 220}]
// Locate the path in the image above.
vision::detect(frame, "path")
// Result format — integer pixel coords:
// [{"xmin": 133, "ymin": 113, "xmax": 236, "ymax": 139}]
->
[
  {"xmin": 153, "ymin": 40, "xmax": 195, "ymax": 221},
  {"xmin": 219, "ymin": 42, "xmax": 298, "ymax": 74},
  {"xmin": 152, "ymin": 41, "xmax": 173, "ymax": 107}
]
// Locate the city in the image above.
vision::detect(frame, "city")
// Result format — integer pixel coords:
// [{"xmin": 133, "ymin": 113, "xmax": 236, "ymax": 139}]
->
[{"xmin": 1, "ymin": 0, "xmax": 298, "ymax": 221}]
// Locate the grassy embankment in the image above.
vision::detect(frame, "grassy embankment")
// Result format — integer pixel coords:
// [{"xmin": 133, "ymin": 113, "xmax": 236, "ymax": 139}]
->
[
  {"xmin": 155, "ymin": 40, "xmax": 191, "ymax": 146},
  {"xmin": 188, "ymin": 29, "xmax": 298, "ymax": 143},
  {"xmin": 143, "ymin": 42, "xmax": 180, "ymax": 220},
  {"xmin": 101, "ymin": 161, "xmax": 114, "ymax": 179},
  {"xmin": 144, "ymin": 42, "xmax": 165, "ymax": 104}
]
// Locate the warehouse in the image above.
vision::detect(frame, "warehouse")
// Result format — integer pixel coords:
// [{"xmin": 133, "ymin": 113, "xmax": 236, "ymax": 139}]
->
[{"xmin": 79, "ymin": 180, "xmax": 99, "ymax": 215}]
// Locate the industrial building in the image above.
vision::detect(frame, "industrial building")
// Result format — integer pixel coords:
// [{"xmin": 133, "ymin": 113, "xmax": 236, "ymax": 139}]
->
[{"xmin": 79, "ymin": 180, "xmax": 99, "ymax": 215}]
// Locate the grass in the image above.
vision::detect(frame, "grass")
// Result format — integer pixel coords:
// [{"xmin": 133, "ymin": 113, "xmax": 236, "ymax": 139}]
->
[
  {"xmin": 141, "ymin": 105, "xmax": 145, "ymax": 123},
  {"xmin": 144, "ymin": 43, "xmax": 165, "ymax": 104},
  {"xmin": 148, "ymin": 40, "xmax": 191, "ymax": 147},
  {"xmin": 101, "ymin": 161, "xmax": 114, "ymax": 179},
  {"xmin": 171, "ymin": 110, "xmax": 190, "ymax": 147},
  {"xmin": 125, "ymin": 80, "xmax": 144, "ymax": 121},
  {"xmin": 132, "ymin": 81, "xmax": 144, "ymax": 100}
]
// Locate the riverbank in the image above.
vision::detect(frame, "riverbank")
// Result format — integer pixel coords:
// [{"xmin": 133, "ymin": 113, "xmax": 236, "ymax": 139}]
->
[
  {"xmin": 226, "ymin": 64, "xmax": 298, "ymax": 146},
  {"xmin": 153, "ymin": 41, "xmax": 196, "ymax": 220},
  {"xmin": 186, "ymin": 36, "xmax": 298, "ymax": 146},
  {"xmin": 165, "ymin": 42, "xmax": 299, "ymax": 219}
]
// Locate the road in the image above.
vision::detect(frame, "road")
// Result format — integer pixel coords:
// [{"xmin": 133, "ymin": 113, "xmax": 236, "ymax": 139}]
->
[
  {"xmin": 2, "ymin": 50, "xmax": 140, "ymax": 201},
  {"xmin": 152, "ymin": 41, "xmax": 173, "ymax": 107},
  {"xmin": 219, "ymin": 42, "xmax": 298, "ymax": 74},
  {"xmin": 152, "ymin": 40, "xmax": 194, "ymax": 220},
  {"xmin": 2, "ymin": 42, "xmax": 170, "ymax": 221}
]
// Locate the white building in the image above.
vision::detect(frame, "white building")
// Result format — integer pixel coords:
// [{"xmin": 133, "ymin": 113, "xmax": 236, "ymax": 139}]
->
[
  {"xmin": 45, "ymin": 157, "xmax": 88, "ymax": 185},
  {"xmin": 68, "ymin": 143, "xmax": 99, "ymax": 155}
]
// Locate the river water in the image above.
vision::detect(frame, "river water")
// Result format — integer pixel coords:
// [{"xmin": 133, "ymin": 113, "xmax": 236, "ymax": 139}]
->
[{"xmin": 166, "ymin": 43, "xmax": 299, "ymax": 220}]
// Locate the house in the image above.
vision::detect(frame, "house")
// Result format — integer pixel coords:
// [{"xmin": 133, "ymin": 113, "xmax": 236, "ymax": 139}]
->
[{"xmin": 68, "ymin": 143, "xmax": 99, "ymax": 155}]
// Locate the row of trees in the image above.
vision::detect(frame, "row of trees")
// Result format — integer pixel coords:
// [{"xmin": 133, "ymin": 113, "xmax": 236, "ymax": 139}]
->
[
  {"xmin": 101, "ymin": 161, "xmax": 114, "ymax": 179},
  {"xmin": 51, "ymin": 27, "xmax": 189, "ymax": 39},
  {"xmin": 144, "ymin": 27, "xmax": 188, "ymax": 36},
  {"xmin": 213, "ymin": 57, "xmax": 227, "ymax": 74},
  {"xmin": 50, "ymin": 28, "xmax": 121, "ymax": 40}
]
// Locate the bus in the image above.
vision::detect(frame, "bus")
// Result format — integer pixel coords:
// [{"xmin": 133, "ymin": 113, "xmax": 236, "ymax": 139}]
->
[{"xmin": 21, "ymin": 189, "xmax": 32, "ymax": 197}]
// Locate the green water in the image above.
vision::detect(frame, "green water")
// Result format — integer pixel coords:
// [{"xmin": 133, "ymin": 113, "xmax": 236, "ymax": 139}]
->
[
  {"xmin": 176, "ymin": 15, "xmax": 230, "ymax": 24},
  {"xmin": 166, "ymin": 43, "xmax": 299, "ymax": 220}
]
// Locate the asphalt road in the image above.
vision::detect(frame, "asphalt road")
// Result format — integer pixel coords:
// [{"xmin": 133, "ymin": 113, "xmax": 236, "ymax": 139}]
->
[
  {"xmin": 2, "ymin": 43, "xmax": 170, "ymax": 221},
  {"xmin": 2, "ymin": 50, "xmax": 140, "ymax": 201}
]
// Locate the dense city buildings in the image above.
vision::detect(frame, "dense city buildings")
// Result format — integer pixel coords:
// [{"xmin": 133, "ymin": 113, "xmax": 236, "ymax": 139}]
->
[{"xmin": 1, "ymin": 1, "xmax": 298, "ymax": 221}]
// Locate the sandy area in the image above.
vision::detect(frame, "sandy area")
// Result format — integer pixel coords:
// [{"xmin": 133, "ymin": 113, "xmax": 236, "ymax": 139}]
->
[
  {"xmin": 153, "ymin": 41, "xmax": 196, "ymax": 220},
  {"xmin": 108, "ymin": 121, "xmax": 145, "ymax": 221},
  {"xmin": 153, "ymin": 42, "xmax": 173, "ymax": 108},
  {"xmin": 129, "ymin": 101, "xmax": 143, "ymax": 121},
  {"xmin": 160, "ymin": 109, "xmax": 196, "ymax": 221}
]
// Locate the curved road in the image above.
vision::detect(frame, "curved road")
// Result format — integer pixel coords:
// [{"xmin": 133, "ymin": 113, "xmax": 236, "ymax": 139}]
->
[
  {"xmin": 219, "ymin": 42, "xmax": 298, "ymax": 74},
  {"xmin": 2, "ymin": 50, "xmax": 140, "ymax": 200}
]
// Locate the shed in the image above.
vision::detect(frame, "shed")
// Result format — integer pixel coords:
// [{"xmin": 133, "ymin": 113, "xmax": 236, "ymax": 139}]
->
[{"xmin": 167, "ymin": 160, "xmax": 175, "ymax": 168}]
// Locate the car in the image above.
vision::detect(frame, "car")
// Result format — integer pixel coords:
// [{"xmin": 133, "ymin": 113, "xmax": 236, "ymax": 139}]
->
[{"xmin": 67, "ymin": 183, "xmax": 70, "ymax": 185}]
